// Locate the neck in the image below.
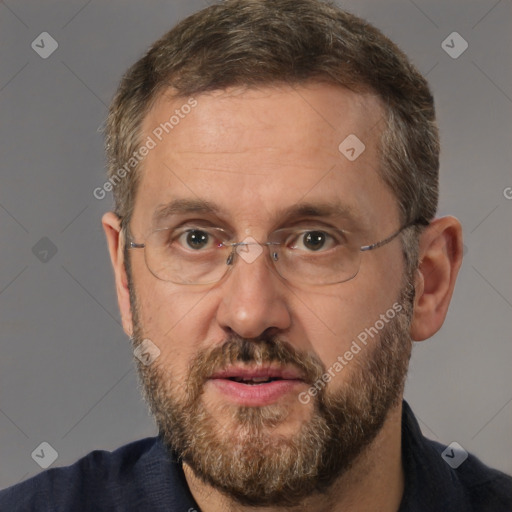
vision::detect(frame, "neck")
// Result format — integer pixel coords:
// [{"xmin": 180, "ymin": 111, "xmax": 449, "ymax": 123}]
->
[{"xmin": 183, "ymin": 401, "xmax": 405, "ymax": 512}]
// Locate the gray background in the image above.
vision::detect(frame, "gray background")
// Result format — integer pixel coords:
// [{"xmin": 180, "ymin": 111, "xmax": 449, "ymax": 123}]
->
[{"xmin": 0, "ymin": 0, "xmax": 511, "ymax": 489}]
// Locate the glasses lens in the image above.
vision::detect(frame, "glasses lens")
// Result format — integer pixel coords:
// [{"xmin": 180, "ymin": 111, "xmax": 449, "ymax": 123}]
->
[
  {"xmin": 269, "ymin": 229, "xmax": 362, "ymax": 285},
  {"xmin": 274, "ymin": 246, "xmax": 361, "ymax": 285},
  {"xmin": 142, "ymin": 226, "xmax": 363, "ymax": 286},
  {"xmin": 144, "ymin": 228, "xmax": 230, "ymax": 284}
]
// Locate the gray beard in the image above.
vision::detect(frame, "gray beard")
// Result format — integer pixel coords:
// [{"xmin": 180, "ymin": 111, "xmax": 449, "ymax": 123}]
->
[{"xmin": 130, "ymin": 278, "xmax": 414, "ymax": 507}]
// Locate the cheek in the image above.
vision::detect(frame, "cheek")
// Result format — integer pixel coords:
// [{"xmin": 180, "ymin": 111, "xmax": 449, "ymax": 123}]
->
[
  {"xmin": 294, "ymin": 278, "xmax": 400, "ymax": 373},
  {"xmin": 135, "ymin": 283, "xmax": 215, "ymax": 369}
]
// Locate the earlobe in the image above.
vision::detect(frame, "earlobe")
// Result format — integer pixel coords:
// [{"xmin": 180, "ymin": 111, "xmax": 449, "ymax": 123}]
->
[
  {"xmin": 409, "ymin": 216, "xmax": 463, "ymax": 341},
  {"xmin": 102, "ymin": 212, "xmax": 134, "ymax": 337}
]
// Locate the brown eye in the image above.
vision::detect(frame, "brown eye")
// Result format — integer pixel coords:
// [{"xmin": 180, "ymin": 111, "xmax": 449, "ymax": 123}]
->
[
  {"xmin": 288, "ymin": 230, "xmax": 337, "ymax": 252},
  {"xmin": 182, "ymin": 230, "xmax": 211, "ymax": 250},
  {"xmin": 303, "ymin": 231, "xmax": 326, "ymax": 251}
]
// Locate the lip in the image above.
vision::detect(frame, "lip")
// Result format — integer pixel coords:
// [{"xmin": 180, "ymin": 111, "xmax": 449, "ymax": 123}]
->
[{"xmin": 207, "ymin": 365, "xmax": 306, "ymax": 406}]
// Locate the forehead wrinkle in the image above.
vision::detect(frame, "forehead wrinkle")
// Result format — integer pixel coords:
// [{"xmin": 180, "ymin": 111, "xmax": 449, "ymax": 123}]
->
[{"xmin": 171, "ymin": 146, "xmax": 279, "ymax": 155}]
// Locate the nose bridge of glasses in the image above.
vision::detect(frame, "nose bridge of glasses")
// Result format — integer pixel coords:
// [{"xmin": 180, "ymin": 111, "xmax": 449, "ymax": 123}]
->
[
  {"xmin": 225, "ymin": 239, "xmax": 281, "ymax": 267},
  {"xmin": 212, "ymin": 240, "xmax": 282, "ymax": 291}
]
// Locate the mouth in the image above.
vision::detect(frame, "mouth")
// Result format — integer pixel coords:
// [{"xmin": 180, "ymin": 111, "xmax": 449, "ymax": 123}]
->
[
  {"xmin": 227, "ymin": 376, "xmax": 282, "ymax": 384},
  {"xmin": 207, "ymin": 365, "xmax": 307, "ymax": 406}
]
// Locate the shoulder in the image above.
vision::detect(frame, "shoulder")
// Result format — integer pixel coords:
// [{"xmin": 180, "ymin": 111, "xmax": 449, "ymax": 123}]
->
[
  {"xmin": 400, "ymin": 401, "xmax": 512, "ymax": 512},
  {"xmin": 427, "ymin": 437, "xmax": 512, "ymax": 511},
  {"xmin": 0, "ymin": 437, "xmax": 189, "ymax": 512}
]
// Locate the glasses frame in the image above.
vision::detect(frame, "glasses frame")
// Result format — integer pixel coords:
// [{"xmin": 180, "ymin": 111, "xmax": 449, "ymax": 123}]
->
[{"xmin": 128, "ymin": 217, "xmax": 429, "ymax": 285}]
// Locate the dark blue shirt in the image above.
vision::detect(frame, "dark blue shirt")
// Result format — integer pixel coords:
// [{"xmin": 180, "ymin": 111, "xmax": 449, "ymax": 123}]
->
[{"xmin": 1, "ymin": 401, "xmax": 510, "ymax": 511}]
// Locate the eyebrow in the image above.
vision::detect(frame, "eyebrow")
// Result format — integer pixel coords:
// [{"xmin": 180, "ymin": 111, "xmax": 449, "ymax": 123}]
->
[
  {"xmin": 152, "ymin": 199, "xmax": 222, "ymax": 224},
  {"xmin": 151, "ymin": 198, "xmax": 361, "ymax": 227},
  {"xmin": 277, "ymin": 202, "xmax": 360, "ymax": 223}
]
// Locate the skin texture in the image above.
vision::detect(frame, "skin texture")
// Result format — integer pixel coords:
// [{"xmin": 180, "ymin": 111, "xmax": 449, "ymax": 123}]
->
[{"xmin": 103, "ymin": 83, "xmax": 463, "ymax": 511}]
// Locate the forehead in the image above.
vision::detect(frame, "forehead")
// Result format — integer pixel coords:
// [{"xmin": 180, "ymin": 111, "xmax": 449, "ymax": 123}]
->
[{"xmin": 133, "ymin": 83, "xmax": 398, "ymax": 233}]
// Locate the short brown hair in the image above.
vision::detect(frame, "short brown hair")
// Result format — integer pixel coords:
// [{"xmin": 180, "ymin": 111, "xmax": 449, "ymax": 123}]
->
[{"xmin": 106, "ymin": 0, "xmax": 438, "ymax": 272}]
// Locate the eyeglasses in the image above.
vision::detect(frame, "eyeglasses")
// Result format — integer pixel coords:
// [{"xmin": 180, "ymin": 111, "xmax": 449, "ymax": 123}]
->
[{"xmin": 128, "ymin": 218, "xmax": 428, "ymax": 286}]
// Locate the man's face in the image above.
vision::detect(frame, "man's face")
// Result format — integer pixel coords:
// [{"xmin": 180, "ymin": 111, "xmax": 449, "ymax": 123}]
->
[{"xmin": 126, "ymin": 84, "xmax": 415, "ymax": 506}]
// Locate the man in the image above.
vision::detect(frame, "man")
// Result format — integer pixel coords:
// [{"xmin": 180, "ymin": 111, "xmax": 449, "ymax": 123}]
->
[{"xmin": 1, "ymin": 0, "xmax": 510, "ymax": 510}]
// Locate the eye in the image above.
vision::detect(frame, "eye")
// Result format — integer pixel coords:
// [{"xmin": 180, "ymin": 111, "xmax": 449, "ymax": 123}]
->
[
  {"xmin": 288, "ymin": 230, "xmax": 339, "ymax": 252},
  {"xmin": 176, "ymin": 229, "xmax": 219, "ymax": 251}
]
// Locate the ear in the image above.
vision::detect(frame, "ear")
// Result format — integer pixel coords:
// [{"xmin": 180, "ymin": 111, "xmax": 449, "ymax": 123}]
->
[
  {"xmin": 410, "ymin": 216, "xmax": 463, "ymax": 341},
  {"xmin": 102, "ymin": 212, "xmax": 133, "ymax": 337}
]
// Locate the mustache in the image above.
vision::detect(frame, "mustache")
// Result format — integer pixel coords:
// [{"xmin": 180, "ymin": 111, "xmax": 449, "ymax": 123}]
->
[{"xmin": 186, "ymin": 334, "xmax": 326, "ymax": 398}]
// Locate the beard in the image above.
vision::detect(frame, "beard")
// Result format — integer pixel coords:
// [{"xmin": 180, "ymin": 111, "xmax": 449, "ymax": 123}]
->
[{"xmin": 129, "ymin": 277, "xmax": 415, "ymax": 508}]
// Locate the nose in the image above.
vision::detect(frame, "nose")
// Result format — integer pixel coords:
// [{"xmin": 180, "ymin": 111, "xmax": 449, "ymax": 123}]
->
[{"xmin": 215, "ymin": 245, "xmax": 292, "ymax": 339}]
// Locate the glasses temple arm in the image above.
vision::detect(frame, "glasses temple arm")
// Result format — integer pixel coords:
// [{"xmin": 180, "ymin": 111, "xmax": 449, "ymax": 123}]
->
[{"xmin": 360, "ymin": 218, "xmax": 430, "ymax": 252}]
